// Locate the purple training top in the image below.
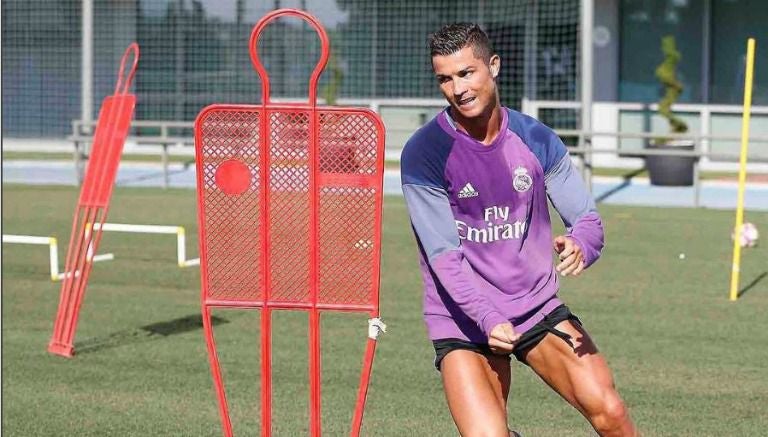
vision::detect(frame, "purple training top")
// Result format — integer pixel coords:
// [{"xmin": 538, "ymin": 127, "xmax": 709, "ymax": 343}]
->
[{"xmin": 400, "ymin": 107, "xmax": 604, "ymax": 343}]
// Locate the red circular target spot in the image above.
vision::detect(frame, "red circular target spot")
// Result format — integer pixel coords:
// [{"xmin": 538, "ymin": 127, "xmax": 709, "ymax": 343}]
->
[{"xmin": 214, "ymin": 159, "xmax": 251, "ymax": 195}]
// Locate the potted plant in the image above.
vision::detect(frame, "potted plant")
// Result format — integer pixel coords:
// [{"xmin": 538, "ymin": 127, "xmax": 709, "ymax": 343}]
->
[{"xmin": 646, "ymin": 35, "xmax": 697, "ymax": 186}]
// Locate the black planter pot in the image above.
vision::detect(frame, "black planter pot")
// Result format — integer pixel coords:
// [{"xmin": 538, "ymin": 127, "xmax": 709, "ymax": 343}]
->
[{"xmin": 645, "ymin": 140, "xmax": 696, "ymax": 186}]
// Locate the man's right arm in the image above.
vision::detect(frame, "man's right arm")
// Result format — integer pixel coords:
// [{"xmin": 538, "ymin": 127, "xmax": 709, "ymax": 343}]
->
[{"xmin": 402, "ymin": 183, "xmax": 509, "ymax": 337}]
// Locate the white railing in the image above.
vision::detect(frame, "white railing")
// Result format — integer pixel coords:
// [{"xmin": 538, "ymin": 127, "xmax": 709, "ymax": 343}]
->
[
  {"xmin": 521, "ymin": 99, "xmax": 768, "ymax": 166},
  {"xmin": 521, "ymin": 99, "xmax": 768, "ymax": 206}
]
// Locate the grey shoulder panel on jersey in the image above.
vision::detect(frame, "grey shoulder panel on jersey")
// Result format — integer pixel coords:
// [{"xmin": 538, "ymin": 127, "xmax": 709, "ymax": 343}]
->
[
  {"xmin": 545, "ymin": 154, "xmax": 597, "ymax": 228},
  {"xmin": 402, "ymin": 183, "xmax": 461, "ymax": 261}
]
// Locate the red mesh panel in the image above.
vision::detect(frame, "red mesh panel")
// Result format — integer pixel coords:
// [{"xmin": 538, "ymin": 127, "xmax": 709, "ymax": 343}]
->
[
  {"xmin": 198, "ymin": 109, "xmax": 263, "ymax": 302},
  {"xmin": 267, "ymin": 111, "xmax": 311, "ymax": 303},
  {"xmin": 319, "ymin": 112, "xmax": 379, "ymax": 176},
  {"xmin": 318, "ymin": 186, "xmax": 377, "ymax": 306},
  {"xmin": 317, "ymin": 111, "xmax": 380, "ymax": 306},
  {"xmin": 196, "ymin": 107, "xmax": 382, "ymax": 308}
]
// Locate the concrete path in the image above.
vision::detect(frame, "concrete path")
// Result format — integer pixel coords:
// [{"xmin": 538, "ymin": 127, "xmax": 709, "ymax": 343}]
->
[{"xmin": 3, "ymin": 160, "xmax": 767, "ymax": 211}]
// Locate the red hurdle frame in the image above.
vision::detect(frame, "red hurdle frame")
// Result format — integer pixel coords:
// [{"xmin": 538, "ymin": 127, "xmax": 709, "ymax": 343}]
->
[
  {"xmin": 194, "ymin": 9, "xmax": 385, "ymax": 437},
  {"xmin": 48, "ymin": 43, "xmax": 140, "ymax": 357}
]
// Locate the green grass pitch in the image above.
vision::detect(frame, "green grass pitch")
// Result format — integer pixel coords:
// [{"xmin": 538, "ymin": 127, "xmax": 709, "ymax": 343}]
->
[{"xmin": 2, "ymin": 184, "xmax": 768, "ymax": 436}]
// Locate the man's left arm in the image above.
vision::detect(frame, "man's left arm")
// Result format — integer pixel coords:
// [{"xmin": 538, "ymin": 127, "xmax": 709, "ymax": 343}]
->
[{"xmin": 544, "ymin": 154, "xmax": 605, "ymax": 275}]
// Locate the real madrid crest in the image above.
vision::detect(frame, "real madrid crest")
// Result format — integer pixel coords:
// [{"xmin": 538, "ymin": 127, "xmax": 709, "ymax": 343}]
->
[{"xmin": 512, "ymin": 166, "xmax": 533, "ymax": 192}]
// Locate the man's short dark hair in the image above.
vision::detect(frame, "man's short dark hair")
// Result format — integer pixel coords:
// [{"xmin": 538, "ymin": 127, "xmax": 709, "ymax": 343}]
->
[{"xmin": 428, "ymin": 23, "xmax": 494, "ymax": 62}]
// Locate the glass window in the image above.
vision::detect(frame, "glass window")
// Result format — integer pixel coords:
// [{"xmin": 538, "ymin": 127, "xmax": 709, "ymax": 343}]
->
[
  {"xmin": 710, "ymin": 0, "xmax": 768, "ymax": 105},
  {"xmin": 619, "ymin": 0, "xmax": 704, "ymax": 103}
]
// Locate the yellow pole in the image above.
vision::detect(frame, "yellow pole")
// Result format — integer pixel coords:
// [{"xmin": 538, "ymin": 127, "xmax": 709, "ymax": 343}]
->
[{"xmin": 729, "ymin": 38, "xmax": 756, "ymax": 301}]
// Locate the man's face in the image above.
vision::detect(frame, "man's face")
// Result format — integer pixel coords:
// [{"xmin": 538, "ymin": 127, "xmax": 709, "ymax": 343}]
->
[{"xmin": 432, "ymin": 46, "xmax": 500, "ymax": 120}]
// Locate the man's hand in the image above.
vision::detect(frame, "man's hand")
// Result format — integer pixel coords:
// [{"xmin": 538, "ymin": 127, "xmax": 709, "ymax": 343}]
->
[
  {"xmin": 553, "ymin": 235, "xmax": 585, "ymax": 277},
  {"xmin": 488, "ymin": 322, "xmax": 520, "ymax": 354}
]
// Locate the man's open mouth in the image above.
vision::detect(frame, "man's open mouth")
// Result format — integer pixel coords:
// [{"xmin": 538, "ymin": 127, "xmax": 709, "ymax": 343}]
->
[{"xmin": 457, "ymin": 96, "xmax": 476, "ymax": 107}]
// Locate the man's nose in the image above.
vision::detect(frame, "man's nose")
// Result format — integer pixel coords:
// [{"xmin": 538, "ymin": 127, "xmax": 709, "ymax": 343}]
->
[{"xmin": 452, "ymin": 78, "xmax": 468, "ymax": 97}]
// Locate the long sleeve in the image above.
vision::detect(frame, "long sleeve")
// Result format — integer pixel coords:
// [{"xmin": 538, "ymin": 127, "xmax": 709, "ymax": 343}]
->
[{"xmin": 544, "ymin": 154, "xmax": 605, "ymax": 267}]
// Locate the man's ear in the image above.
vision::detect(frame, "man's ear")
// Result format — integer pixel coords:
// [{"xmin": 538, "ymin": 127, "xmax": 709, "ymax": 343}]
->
[{"xmin": 489, "ymin": 54, "xmax": 501, "ymax": 79}]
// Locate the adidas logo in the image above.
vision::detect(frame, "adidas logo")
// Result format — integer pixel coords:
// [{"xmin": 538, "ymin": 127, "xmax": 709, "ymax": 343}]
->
[{"xmin": 457, "ymin": 182, "xmax": 479, "ymax": 198}]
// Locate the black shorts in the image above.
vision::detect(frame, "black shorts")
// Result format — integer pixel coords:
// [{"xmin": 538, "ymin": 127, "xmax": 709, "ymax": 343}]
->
[{"xmin": 432, "ymin": 304, "xmax": 582, "ymax": 370}]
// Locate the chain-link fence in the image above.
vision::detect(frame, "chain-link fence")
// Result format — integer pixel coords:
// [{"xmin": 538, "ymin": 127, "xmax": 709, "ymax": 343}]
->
[{"xmin": 2, "ymin": 0, "xmax": 581, "ymax": 138}]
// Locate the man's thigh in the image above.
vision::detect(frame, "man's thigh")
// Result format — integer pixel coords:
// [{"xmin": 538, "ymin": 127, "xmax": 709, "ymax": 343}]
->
[
  {"xmin": 441, "ymin": 349, "xmax": 511, "ymax": 436},
  {"xmin": 522, "ymin": 320, "xmax": 616, "ymax": 414}
]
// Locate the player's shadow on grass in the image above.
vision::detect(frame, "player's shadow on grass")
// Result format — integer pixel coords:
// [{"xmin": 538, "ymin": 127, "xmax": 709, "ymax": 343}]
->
[
  {"xmin": 594, "ymin": 168, "xmax": 646, "ymax": 204},
  {"xmin": 75, "ymin": 313, "xmax": 229, "ymax": 355},
  {"xmin": 738, "ymin": 271, "xmax": 767, "ymax": 299}
]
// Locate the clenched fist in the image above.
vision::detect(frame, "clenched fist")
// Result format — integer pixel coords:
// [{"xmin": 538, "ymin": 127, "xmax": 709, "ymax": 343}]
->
[
  {"xmin": 488, "ymin": 322, "xmax": 520, "ymax": 354},
  {"xmin": 553, "ymin": 235, "xmax": 585, "ymax": 277}
]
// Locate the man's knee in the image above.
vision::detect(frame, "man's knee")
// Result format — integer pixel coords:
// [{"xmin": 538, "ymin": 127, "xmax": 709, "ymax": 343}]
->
[{"xmin": 591, "ymin": 392, "xmax": 631, "ymax": 432}]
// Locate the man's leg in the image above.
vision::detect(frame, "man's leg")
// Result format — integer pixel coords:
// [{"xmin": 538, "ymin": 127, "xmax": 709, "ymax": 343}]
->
[
  {"xmin": 440, "ymin": 350, "xmax": 511, "ymax": 436},
  {"xmin": 522, "ymin": 320, "xmax": 637, "ymax": 437}
]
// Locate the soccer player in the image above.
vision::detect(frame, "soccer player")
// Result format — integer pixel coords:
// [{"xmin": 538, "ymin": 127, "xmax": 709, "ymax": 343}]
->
[{"xmin": 400, "ymin": 23, "xmax": 638, "ymax": 436}]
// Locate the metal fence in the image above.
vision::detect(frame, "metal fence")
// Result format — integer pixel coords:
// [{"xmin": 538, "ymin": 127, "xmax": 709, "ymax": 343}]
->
[{"xmin": 2, "ymin": 0, "xmax": 582, "ymax": 138}]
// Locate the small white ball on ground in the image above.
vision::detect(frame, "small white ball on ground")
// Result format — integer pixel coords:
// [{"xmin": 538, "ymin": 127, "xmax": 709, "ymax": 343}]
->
[{"xmin": 679, "ymin": 253, "xmax": 686, "ymax": 260}]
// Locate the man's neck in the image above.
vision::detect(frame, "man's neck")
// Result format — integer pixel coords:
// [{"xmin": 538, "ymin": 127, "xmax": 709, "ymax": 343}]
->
[{"xmin": 449, "ymin": 102, "xmax": 503, "ymax": 145}]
